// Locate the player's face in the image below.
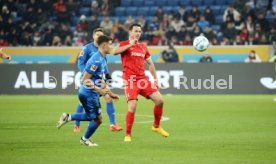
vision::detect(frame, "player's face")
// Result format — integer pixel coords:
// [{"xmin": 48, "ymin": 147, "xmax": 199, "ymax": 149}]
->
[
  {"xmin": 104, "ymin": 40, "xmax": 113, "ymax": 54},
  {"xmin": 93, "ymin": 31, "xmax": 104, "ymax": 43},
  {"xmin": 129, "ymin": 26, "xmax": 142, "ymax": 40}
]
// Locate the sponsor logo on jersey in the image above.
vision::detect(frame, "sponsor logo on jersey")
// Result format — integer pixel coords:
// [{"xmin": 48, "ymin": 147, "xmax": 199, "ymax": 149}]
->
[
  {"xmin": 79, "ymin": 50, "xmax": 84, "ymax": 56},
  {"xmin": 90, "ymin": 65, "xmax": 97, "ymax": 71},
  {"xmin": 131, "ymin": 52, "xmax": 145, "ymax": 58}
]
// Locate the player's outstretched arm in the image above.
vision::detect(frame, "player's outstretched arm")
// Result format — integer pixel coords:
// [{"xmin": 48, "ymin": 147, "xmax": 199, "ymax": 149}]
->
[
  {"xmin": 146, "ymin": 58, "xmax": 159, "ymax": 89},
  {"xmin": 0, "ymin": 48, "xmax": 12, "ymax": 62},
  {"xmin": 111, "ymin": 39, "xmax": 138, "ymax": 55}
]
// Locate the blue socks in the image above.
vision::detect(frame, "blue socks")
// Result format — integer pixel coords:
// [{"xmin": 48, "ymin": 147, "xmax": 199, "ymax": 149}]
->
[
  {"xmin": 73, "ymin": 102, "xmax": 116, "ymax": 127},
  {"xmin": 84, "ymin": 121, "xmax": 99, "ymax": 139},
  {"xmin": 74, "ymin": 104, "xmax": 83, "ymax": 126},
  {"xmin": 106, "ymin": 102, "xmax": 115, "ymax": 125}
]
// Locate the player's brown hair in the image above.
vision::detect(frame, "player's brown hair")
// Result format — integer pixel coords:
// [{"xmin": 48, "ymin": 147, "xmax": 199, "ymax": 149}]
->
[
  {"xmin": 129, "ymin": 23, "xmax": 142, "ymax": 31},
  {"xmin": 96, "ymin": 35, "xmax": 112, "ymax": 46},
  {"xmin": 93, "ymin": 28, "xmax": 104, "ymax": 34}
]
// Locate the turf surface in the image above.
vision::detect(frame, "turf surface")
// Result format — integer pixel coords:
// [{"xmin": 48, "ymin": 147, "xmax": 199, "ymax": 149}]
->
[{"xmin": 0, "ymin": 95, "xmax": 275, "ymax": 164}]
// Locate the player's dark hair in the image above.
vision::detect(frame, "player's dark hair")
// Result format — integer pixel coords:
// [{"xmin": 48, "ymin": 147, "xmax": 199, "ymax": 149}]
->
[
  {"xmin": 93, "ymin": 28, "xmax": 104, "ymax": 34},
  {"xmin": 129, "ymin": 23, "xmax": 142, "ymax": 31},
  {"xmin": 97, "ymin": 35, "xmax": 112, "ymax": 46}
]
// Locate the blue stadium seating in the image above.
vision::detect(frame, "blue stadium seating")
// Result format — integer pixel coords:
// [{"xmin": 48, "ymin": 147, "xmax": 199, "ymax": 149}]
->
[
  {"xmin": 121, "ymin": 0, "xmax": 132, "ymax": 7},
  {"xmin": 191, "ymin": 0, "xmax": 203, "ymax": 6},
  {"xmin": 179, "ymin": 0, "xmax": 190, "ymax": 6},
  {"xmin": 119, "ymin": 16, "xmax": 128, "ymax": 23},
  {"xmin": 227, "ymin": 0, "xmax": 235, "ymax": 5},
  {"xmin": 214, "ymin": 0, "xmax": 227, "ymax": 6},
  {"xmin": 155, "ymin": 0, "xmax": 167, "ymax": 6},
  {"xmin": 71, "ymin": 16, "xmax": 79, "ymax": 26},
  {"xmin": 211, "ymin": 25, "xmax": 220, "ymax": 32},
  {"xmin": 185, "ymin": 6, "xmax": 192, "ymax": 12},
  {"xmin": 144, "ymin": 0, "xmax": 156, "ymax": 6},
  {"xmin": 82, "ymin": 0, "xmax": 91, "ymax": 6},
  {"xmin": 162, "ymin": 6, "xmax": 173, "ymax": 14},
  {"xmin": 79, "ymin": 7, "xmax": 90, "ymax": 16},
  {"xmin": 126, "ymin": 7, "xmax": 138, "ymax": 16},
  {"xmin": 215, "ymin": 15, "xmax": 223, "ymax": 24},
  {"xmin": 220, "ymin": 6, "xmax": 228, "ymax": 14},
  {"xmin": 266, "ymin": 13, "xmax": 276, "ymax": 23},
  {"xmin": 149, "ymin": 6, "xmax": 158, "ymax": 16},
  {"xmin": 137, "ymin": 7, "xmax": 149, "ymax": 16},
  {"xmin": 210, "ymin": 5, "xmax": 221, "ymax": 15},
  {"xmin": 203, "ymin": 0, "xmax": 215, "ymax": 6},
  {"xmin": 198, "ymin": 6, "xmax": 207, "ymax": 13},
  {"xmin": 167, "ymin": 0, "xmax": 179, "ymax": 6},
  {"xmin": 115, "ymin": 7, "xmax": 126, "ymax": 16},
  {"xmin": 144, "ymin": 16, "xmax": 153, "ymax": 22},
  {"xmin": 132, "ymin": 0, "xmax": 144, "ymax": 7}
]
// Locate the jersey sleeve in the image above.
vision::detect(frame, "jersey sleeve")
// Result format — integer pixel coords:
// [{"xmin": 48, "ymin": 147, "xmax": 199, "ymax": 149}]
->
[
  {"xmin": 144, "ymin": 46, "xmax": 151, "ymax": 60},
  {"xmin": 104, "ymin": 64, "xmax": 109, "ymax": 74},
  {"xmin": 77, "ymin": 47, "xmax": 89, "ymax": 72},
  {"xmin": 84, "ymin": 58, "xmax": 100, "ymax": 75}
]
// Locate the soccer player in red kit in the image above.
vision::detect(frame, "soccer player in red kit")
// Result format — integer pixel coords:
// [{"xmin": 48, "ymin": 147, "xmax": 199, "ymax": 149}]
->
[{"xmin": 118, "ymin": 23, "xmax": 169, "ymax": 142}]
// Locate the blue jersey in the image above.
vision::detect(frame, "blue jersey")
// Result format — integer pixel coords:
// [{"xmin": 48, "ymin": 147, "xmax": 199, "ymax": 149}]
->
[
  {"xmin": 79, "ymin": 51, "xmax": 107, "ymax": 97},
  {"xmin": 77, "ymin": 42, "xmax": 109, "ymax": 74},
  {"xmin": 78, "ymin": 43, "xmax": 98, "ymax": 72}
]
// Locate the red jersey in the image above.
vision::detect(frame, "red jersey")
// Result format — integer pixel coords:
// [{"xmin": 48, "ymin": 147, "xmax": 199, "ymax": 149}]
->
[{"xmin": 119, "ymin": 40, "xmax": 151, "ymax": 80}]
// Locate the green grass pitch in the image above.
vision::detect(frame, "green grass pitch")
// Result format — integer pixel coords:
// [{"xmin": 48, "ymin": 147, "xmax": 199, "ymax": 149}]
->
[{"xmin": 0, "ymin": 95, "xmax": 276, "ymax": 164}]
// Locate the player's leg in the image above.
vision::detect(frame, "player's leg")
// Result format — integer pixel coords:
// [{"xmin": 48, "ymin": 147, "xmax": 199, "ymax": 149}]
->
[
  {"xmin": 56, "ymin": 94, "xmax": 97, "ymax": 129},
  {"xmin": 80, "ymin": 115, "xmax": 102, "ymax": 147},
  {"xmin": 73, "ymin": 103, "xmax": 83, "ymax": 132},
  {"xmin": 140, "ymin": 79, "xmax": 169, "ymax": 137},
  {"xmin": 56, "ymin": 110, "xmax": 95, "ymax": 129},
  {"xmin": 104, "ymin": 94, "xmax": 122, "ymax": 131},
  {"xmin": 124, "ymin": 99, "xmax": 137, "ymax": 142},
  {"xmin": 148, "ymin": 91, "xmax": 169, "ymax": 137},
  {"xmin": 124, "ymin": 80, "xmax": 139, "ymax": 142}
]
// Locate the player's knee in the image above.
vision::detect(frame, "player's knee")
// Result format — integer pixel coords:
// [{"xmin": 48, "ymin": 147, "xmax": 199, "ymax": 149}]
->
[
  {"xmin": 94, "ymin": 117, "xmax": 102, "ymax": 125},
  {"xmin": 155, "ymin": 98, "xmax": 164, "ymax": 107},
  {"xmin": 128, "ymin": 105, "xmax": 136, "ymax": 112}
]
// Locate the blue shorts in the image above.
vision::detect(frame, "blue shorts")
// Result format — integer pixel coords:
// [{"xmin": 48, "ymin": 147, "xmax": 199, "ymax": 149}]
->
[{"xmin": 78, "ymin": 93, "xmax": 101, "ymax": 120}]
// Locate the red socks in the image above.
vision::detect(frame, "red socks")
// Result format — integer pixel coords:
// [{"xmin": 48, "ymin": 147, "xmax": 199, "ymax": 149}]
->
[
  {"xmin": 126, "ymin": 111, "xmax": 135, "ymax": 136},
  {"xmin": 154, "ymin": 105, "xmax": 163, "ymax": 128},
  {"xmin": 125, "ymin": 105, "xmax": 163, "ymax": 135}
]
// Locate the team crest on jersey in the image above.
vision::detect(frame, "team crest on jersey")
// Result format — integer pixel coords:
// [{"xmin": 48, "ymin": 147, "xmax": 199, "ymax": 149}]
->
[
  {"xmin": 79, "ymin": 50, "xmax": 84, "ymax": 56},
  {"xmin": 90, "ymin": 65, "xmax": 97, "ymax": 71}
]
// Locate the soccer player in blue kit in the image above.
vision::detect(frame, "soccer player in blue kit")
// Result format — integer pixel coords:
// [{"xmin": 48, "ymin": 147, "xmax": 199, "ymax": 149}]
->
[
  {"xmin": 57, "ymin": 35, "xmax": 120, "ymax": 146},
  {"xmin": 74, "ymin": 28, "xmax": 122, "ymax": 132}
]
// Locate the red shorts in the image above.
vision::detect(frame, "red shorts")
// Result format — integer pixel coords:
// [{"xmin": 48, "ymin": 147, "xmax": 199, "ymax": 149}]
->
[{"xmin": 124, "ymin": 78, "xmax": 158, "ymax": 101}]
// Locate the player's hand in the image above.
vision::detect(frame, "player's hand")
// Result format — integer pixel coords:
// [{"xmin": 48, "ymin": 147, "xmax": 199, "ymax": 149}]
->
[
  {"xmin": 129, "ymin": 39, "xmax": 138, "ymax": 46},
  {"xmin": 6, "ymin": 55, "xmax": 12, "ymax": 62},
  {"xmin": 0, "ymin": 48, "xmax": 12, "ymax": 62},
  {"xmin": 154, "ymin": 79, "xmax": 159, "ymax": 89},
  {"xmin": 108, "ymin": 92, "xmax": 120, "ymax": 101},
  {"xmin": 98, "ymin": 88, "xmax": 110, "ymax": 96}
]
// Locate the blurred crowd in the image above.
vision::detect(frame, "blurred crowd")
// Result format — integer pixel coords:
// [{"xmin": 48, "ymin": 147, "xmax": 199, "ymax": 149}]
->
[{"xmin": 0, "ymin": 0, "xmax": 276, "ymax": 47}]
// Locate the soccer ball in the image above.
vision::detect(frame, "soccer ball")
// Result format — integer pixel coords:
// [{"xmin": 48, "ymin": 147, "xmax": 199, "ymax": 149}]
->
[{"xmin": 193, "ymin": 34, "xmax": 209, "ymax": 52}]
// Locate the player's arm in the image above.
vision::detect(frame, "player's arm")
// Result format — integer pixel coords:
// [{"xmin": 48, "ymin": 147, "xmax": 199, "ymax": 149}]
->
[
  {"xmin": 0, "ymin": 48, "xmax": 12, "ymax": 62},
  {"xmin": 111, "ymin": 39, "xmax": 137, "ymax": 55},
  {"xmin": 146, "ymin": 58, "xmax": 159, "ymax": 89},
  {"xmin": 77, "ymin": 48, "xmax": 88, "ymax": 72},
  {"xmin": 81, "ymin": 71, "xmax": 109, "ymax": 96},
  {"xmin": 100, "ymin": 79, "xmax": 119, "ymax": 100}
]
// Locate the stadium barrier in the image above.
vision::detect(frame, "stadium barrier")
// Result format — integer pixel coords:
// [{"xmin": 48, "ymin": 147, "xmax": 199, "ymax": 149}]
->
[
  {"xmin": 0, "ymin": 45, "xmax": 271, "ymax": 63},
  {"xmin": 0, "ymin": 63, "xmax": 275, "ymax": 94}
]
